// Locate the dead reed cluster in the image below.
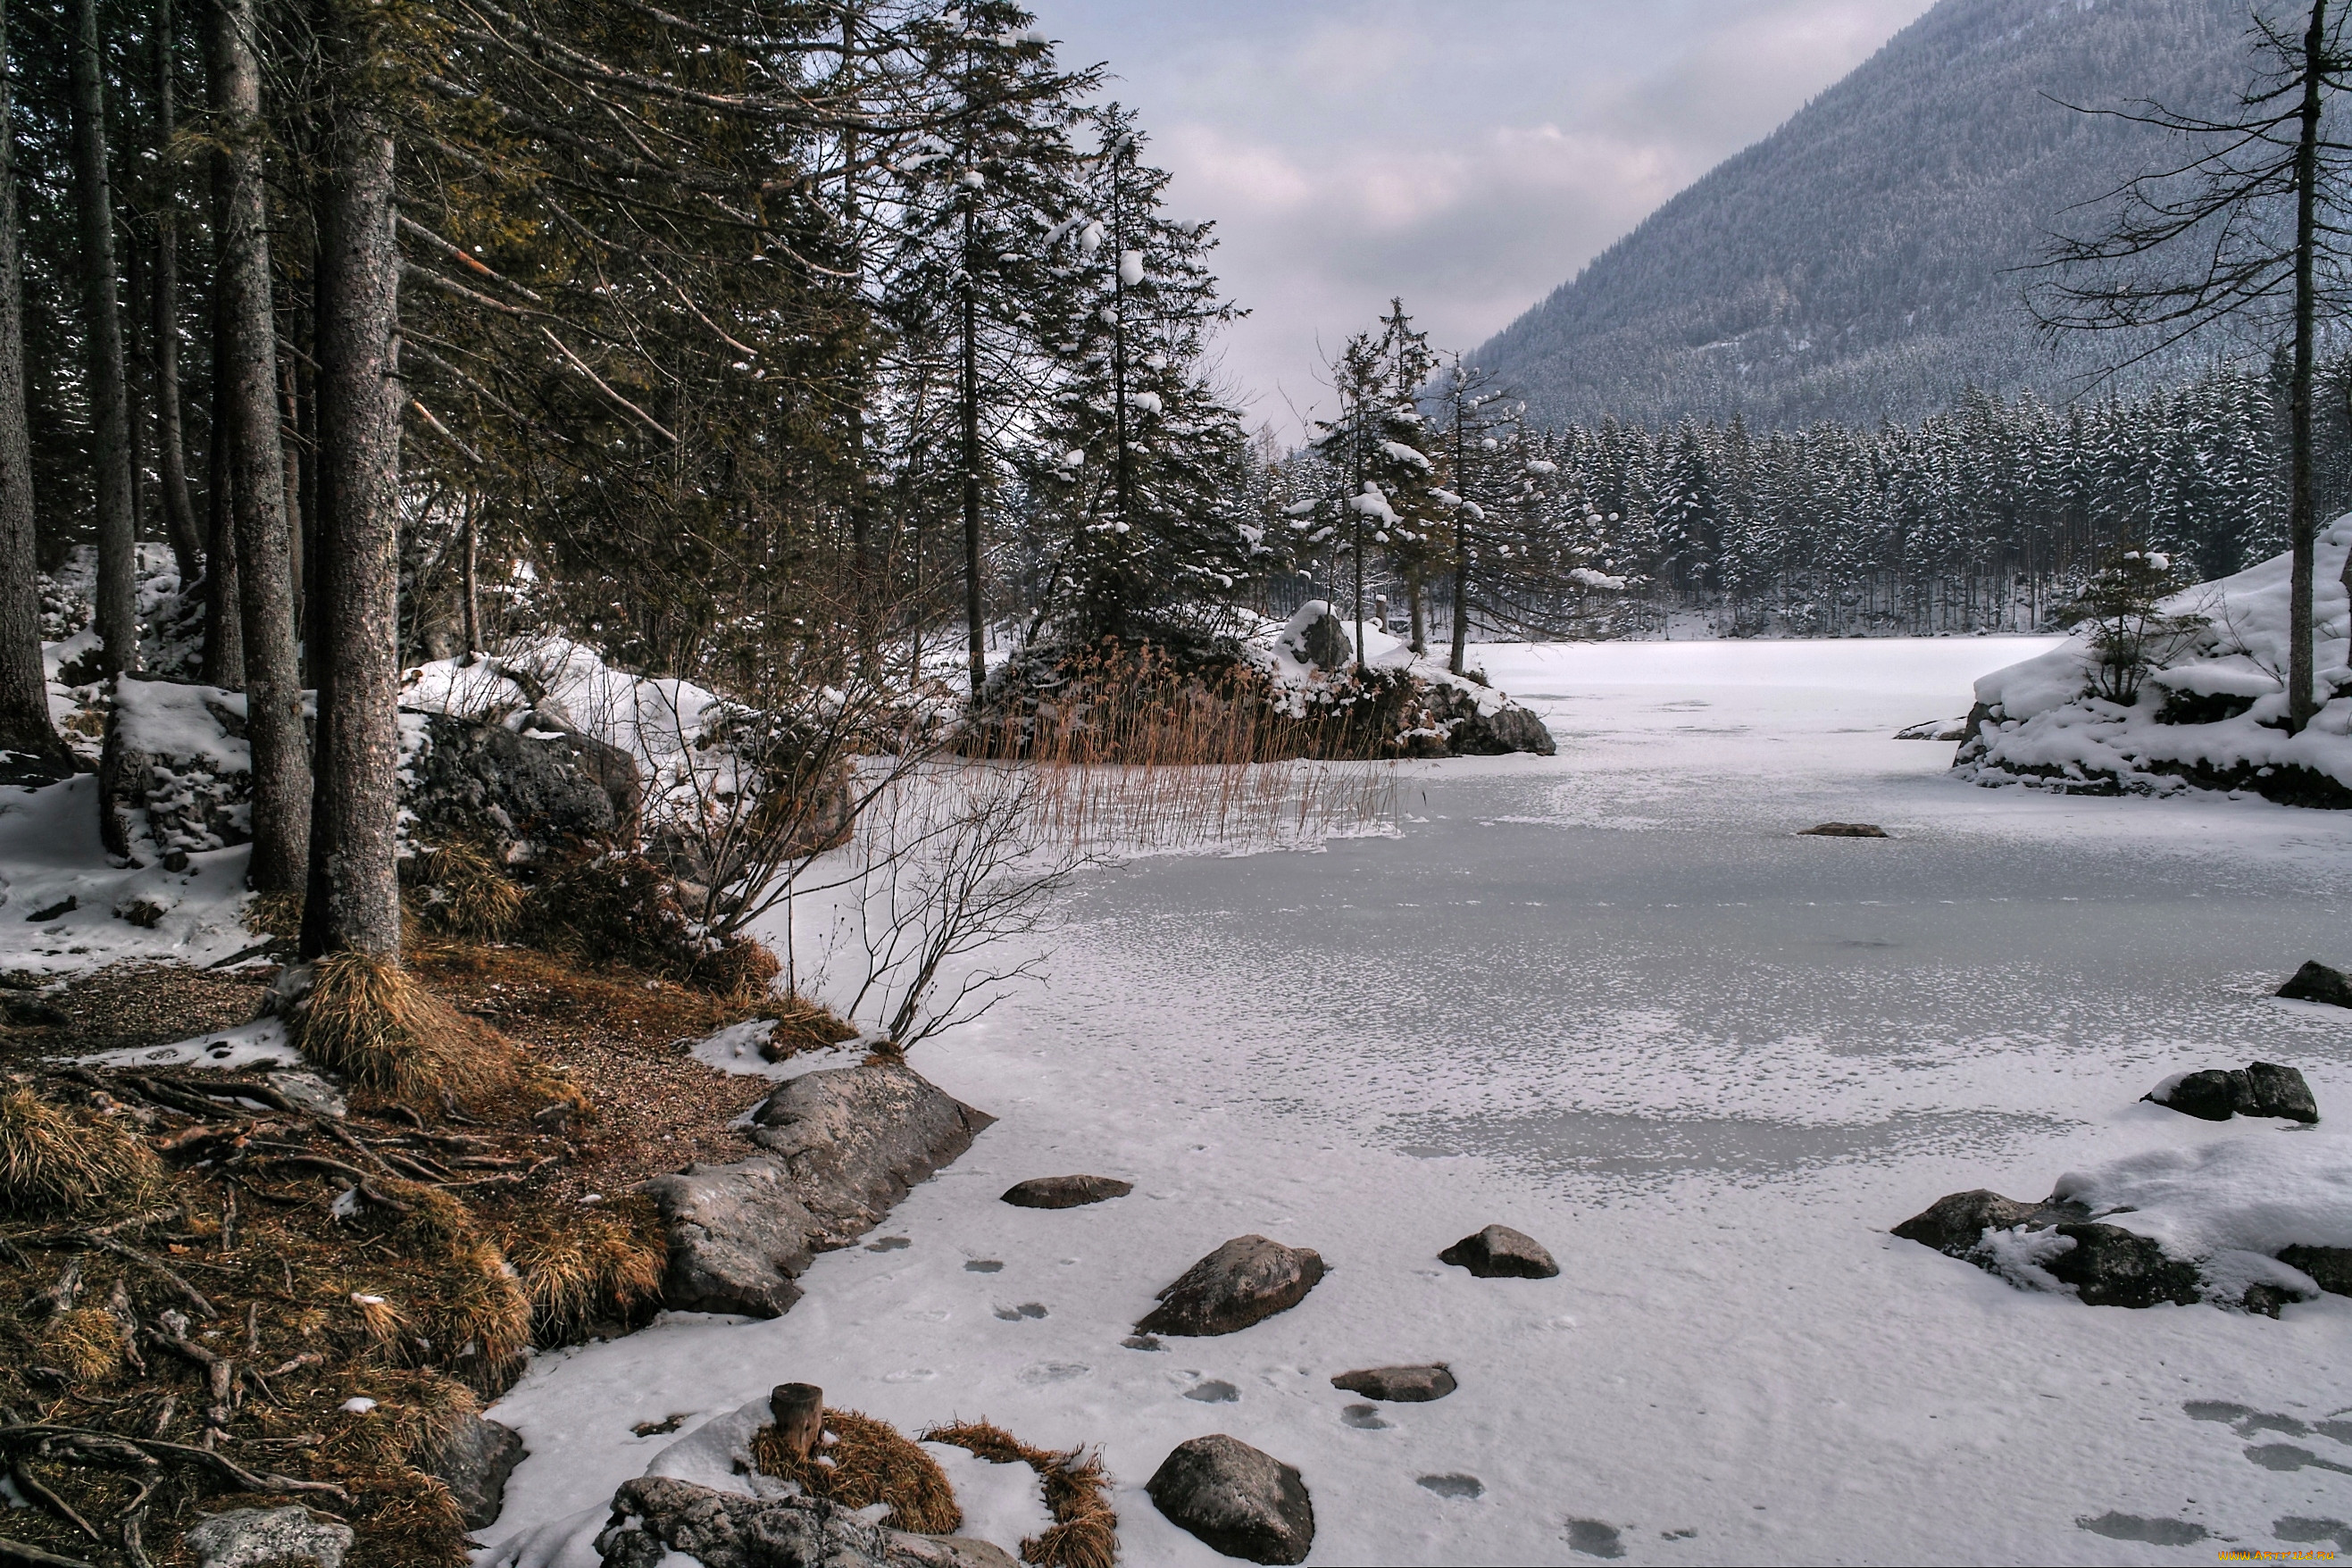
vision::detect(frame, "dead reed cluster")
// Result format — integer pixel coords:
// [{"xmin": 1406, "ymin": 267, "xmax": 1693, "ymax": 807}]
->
[
  {"xmin": 977, "ymin": 642, "xmax": 1399, "ymax": 855},
  {"xmin": 922, "ymin": 1417, "xmax": 1119, "ymax": 1568},
  {"xmin": 749, "ymin": 1406, "xmax": 963, "ymax": 1534}
]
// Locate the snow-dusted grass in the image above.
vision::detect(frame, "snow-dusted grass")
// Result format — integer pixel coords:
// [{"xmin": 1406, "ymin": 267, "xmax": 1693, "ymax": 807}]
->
[{"xmin": 480, "ymin": 636, "xmax": 2352, "ymax": 1567}]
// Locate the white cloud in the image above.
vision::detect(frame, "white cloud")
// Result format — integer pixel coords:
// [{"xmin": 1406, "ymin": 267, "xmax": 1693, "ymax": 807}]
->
[{"xmin": 1030, "ymin": 0, "xmax": 1937, "ymax": 437}]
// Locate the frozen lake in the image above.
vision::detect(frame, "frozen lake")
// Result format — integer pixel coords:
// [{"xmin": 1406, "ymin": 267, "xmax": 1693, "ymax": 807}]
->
[{"xmin": 488, "ymin": 637, "xmax": 2352, "ymax": 1567}]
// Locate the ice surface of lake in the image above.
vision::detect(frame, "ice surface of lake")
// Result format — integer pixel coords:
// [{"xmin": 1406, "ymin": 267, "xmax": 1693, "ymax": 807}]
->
[{"xmin": 485, "ymin": 637, "xmax": 2352, "ymax": 1567}]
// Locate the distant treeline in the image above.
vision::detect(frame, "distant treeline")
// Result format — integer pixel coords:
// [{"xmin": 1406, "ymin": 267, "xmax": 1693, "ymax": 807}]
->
[{"xmin": 1258, "ymin": 351, "xmax": 2348, "ymax": 644}]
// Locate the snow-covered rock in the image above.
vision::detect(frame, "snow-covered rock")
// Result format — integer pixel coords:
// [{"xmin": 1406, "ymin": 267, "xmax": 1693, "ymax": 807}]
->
[
  {"xmin": 2143, "ymin": 1062, "xmax": 2319, "ymax": 1123},
  {"xmin": 640, "ymin": 1061, "xmax": 993, "ymax": 1319},
  {"xmin": 998, "ymin": 1173, "xmax": 1132, "ymax": 1209},
  {"xmin": 1247, "ymin": 601, "xmax": 1555, "ymax": 756},
  {"xmin": 1897, "ymin": 1127, "xmax": 2352, "ymax": 1314},
  {"xmin": 1145, "ymin": 1433, "xmax": 1315, "ymax": 1565},
  {"xmin": 1135, "ymin": 1234, "xmax": 1324, "ymax": 1338},
  {"xmin": 184, "ymin": 1505, "xmax": 353, "ymax": 1568},
  {"xmin": 1957, "ymin": 520, "xmax": 2352, "ymax": 804},
  {"xmin": 99, "ymin": 677, "xmax": 256, "ymax": 863},
  {"xmin": 402, "ymin": 708, "xmax": 640, "ymax": 859},
  {"xmin": 1438, "ymin": 1223, "xmax": 1559, "ymax": 1279},
  {"xmin": 594, "ymin": 1476, "xmax": 942, "ymax": 1568},
  {"xmin": 1329, "ymin": 1364, "xmax": 1456, "ymax": 1403}
]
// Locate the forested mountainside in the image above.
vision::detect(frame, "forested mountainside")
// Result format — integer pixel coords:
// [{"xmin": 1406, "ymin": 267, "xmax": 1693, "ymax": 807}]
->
[{"xmin": 1473, "ymin": 0, "xmax": 2256, "ymax": 431}]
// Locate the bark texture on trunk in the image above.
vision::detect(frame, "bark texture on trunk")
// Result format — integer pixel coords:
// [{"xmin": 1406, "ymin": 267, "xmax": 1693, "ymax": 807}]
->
[
  {"xmin": 69, "ymin": 0, "xmax": 140, "ymax": 677},
  {"xmin": 0, "ymin": 0, "xmax": 65, "ymax": 763},
  {"xmin": 303, "ymin": 96, "xmax": 401, "ymax": 960},
  {"xmin": 201, "ymin": 275, "xmax": 245, "ymax": 687},
  {"xmin": 211, "ymin": 0, "xmax": 309, "ymax": 892},
  {"xmin": 2290, "ymin": 1, "xmax": 2327, "ymax": 730},
  {"xmin": 151, "ymin": 0, "xmax": 202, "ymax": 590}
]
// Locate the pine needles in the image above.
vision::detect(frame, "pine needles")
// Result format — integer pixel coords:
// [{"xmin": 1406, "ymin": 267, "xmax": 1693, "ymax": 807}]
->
[
  {"xmin": 922, "ymin": 1418, "xmax": 1120, "ymax": 1568},
  {"xmin": 0, "ymin": 1087, "xmax": 163, "ymax": 1214}
]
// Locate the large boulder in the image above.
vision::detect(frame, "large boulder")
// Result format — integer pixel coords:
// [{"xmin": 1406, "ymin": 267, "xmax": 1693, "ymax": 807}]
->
[
  {"xmin": 403, "ymin": 708, "xmax": 640, "ymax": 860},
  {"xmin": 2278, "ymin": 1245, "xmax": 2352, "ymax": 1296},
  {"xmin": 642, "ymin": 1061, "xmax": 993, "ymax": 1317},
  {"xmin": 1896, "ymin": 1191, "xmax": 2206, "ymax": 1308},
  {"xmin": 2040, "ymin": 1222, "xmax": 2205, "ymax": 1309},
  {"xmin": 2278, "ymin": 960, "xmax": 2352, "ymax": 1008},
  {"xmin": 99, "ymin": 676, "xmax": 255, "ymax": 861},
  {"xmin": 1281, "ymin": 607, "xmax": 1353, "ymax": 673},
  {"xmin": 1137, "ymin": 1235, "xmax": 1324, "ymax": 1338},
  {"xmin": 747, "ymin": 1060, "xmax": 995, "ymax": 1247},
  {"xmin": 1439, "ymin": 1224, "xmax": 1559, "ymax": 1279},
  {"xmin": 1424, "ymin": 681, "xmax": 1556, "ymax": 757},
  {"xmin": 430, "ymin": 1414, "xmax": 526, "ymax": 1531},
  {"xmin": 638, "ymin": 1157, "xmax": 815, "ymax": 1317},
  {"xmin": 1146, "ymin": 1434, "xmax": 1315, "ymax": 1565},
  {"xmin": 2145, "ymin": 1063, "xmax": 2319, "ymax": 1123},
  {"xmin": 184, "ymin": 1505, "xmax": 353, "ymax": 1568},
  {"xmin": 596, "ymin": 1476, "xmax": 936, "ymax": 1568},
  {"xmin": 1891, "ymin": 1189, "xmax": 2071, "ymax": 1255}
]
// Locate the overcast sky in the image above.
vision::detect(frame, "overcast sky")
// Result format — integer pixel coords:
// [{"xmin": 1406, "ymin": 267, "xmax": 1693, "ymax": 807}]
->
[{"xmin": 1025, "ymin": 0, "xmax": 1939, "ymax": 438}]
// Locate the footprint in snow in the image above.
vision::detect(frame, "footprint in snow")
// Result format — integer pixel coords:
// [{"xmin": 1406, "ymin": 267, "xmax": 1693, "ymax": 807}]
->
[
  {"xmin": 2247, "ymin": 1443, "xmax": 2352, "ymax": 1476},
  {"xmin": 1418, "ymin": 1474, "xmax": 1482, "ymax": 1500},
  {"xmin": 1182, "ymin": 1380, "xmax": 1239, "ymax": 1404},
  {"xmin": 1563, "ymin": 1518, "xmax": 1624, "ymax": 1558},
  {"xmin": 2076, "ymin": 1513, "xmax": 2206, "ymax": 1547},
  {"xmin": 1340, "ymin": 1404, "xmax": 1389, "ymax": 1430},
  {"xmin": 992, "ymin": 1302, "xmax": 1047, "ymax": 1321},
  {"xmin": 1016, "ymin": 1362, "xmax": 1088, "ymax": 1385},
  {"xmin": 2277, "ymin": 1518, "xmax": 2352, "ymax": 1552}
]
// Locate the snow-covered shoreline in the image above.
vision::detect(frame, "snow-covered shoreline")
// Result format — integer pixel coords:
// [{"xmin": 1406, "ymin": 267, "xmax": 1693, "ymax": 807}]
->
[{"xmin": 478, "ymin": 637, "xmax": 2352, "ymax": 1568}]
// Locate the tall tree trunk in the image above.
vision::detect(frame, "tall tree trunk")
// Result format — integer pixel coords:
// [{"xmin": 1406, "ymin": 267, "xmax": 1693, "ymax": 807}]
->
[
  {"xmin": 212, "ymin": 0, "xmax": 309, "ymax": 893},
  {"xmin": 1448, "ymin": 415, "xmax": 1470, "ymax": 675},
  {"xmin": 201, "ymin": 252, "xmax": 245, "ymax": 685},
  {"xmin": 459, "ymin": 493, "xmax": 480, "ymax": 655},
  {"xmin": 959, "ymin": 225, "xmax": 985, "ymax": 698},
  {"xmin": 302, "ymin": 89, "xmax": 401, "ymax": 960},
  {"xmin": 151, "ymin": 0, "xmax": 202, "ymax": 589},
  {"xmin": 2293, "ymin": 1, "xmax": 2327, "ymax": 730},
  {"xmin": 279, "ymin": 354, "xmax": 303, "ymax": 622},
  {"xmin": 0, "ymin": 0, "xmax": 66, "ymax": 767},
  {"xmin": 69, "ymin": 0, "xmax": 140, "ymax": 677}
]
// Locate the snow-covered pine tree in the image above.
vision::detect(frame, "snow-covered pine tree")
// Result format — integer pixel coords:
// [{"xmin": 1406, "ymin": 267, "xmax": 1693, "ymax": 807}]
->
[
  {"xmin": 880, "ymin": 4, "xmax": 1090, "ymax": 692},
  {"xmin": 1024, "ymin": 103, "xmax": 1247, "ymax": 644}
]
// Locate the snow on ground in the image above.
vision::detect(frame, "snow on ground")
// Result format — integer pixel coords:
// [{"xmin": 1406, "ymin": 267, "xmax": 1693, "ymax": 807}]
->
[
  {"xmin": 481, "ymin": 634, "xmax": 2352, "ymax": 1567},
  {"xmin": 0, "ymin": 775, "xmax": 258, "ymax": 981},
  {"xmin": 1964, "ymin": 520, "xmax": 2352, "ymax": 794}
]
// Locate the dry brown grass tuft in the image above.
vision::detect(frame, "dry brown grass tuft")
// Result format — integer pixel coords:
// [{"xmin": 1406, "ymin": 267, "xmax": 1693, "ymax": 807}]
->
[
  {"xmin": 406, "ymin": 841, "xmax": 526, "ymax": 943},
  {"xmin": 499, "ymin": 1194, "xmax": 666, "ymax": 1344},
  {"xmin": 758, "ymin": 992, "xmax": 861, "ymax": 1060},
  {"xmin": 294, "ymin": 951, "xmax": 518, "ymax": 1105},
  {"xmin": 751, "ymin": 1407, "xmax": 963, "ymax": 1535},
  {"xmin": 0, "ymin": 1087, "xmax": 162, "ymax": 1214},
  {"xmin": 924, "ymin": 1418, "xmax": 1120, "ymax": 1568},
  {"xmin": 33, "ymin": 1305, "xmax": 125, "ymax": 1383}
]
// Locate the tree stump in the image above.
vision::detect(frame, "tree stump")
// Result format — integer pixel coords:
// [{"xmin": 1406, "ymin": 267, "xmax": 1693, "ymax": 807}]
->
[{"xmin": 768, "ymin": 1382, "xmax": 823, "ymax": 1461}]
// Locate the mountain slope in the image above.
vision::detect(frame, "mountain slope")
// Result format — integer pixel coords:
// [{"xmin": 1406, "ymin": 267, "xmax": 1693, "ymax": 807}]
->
[{"xmin": 1474, "ymin": 0, "xmax": 2256, "ymax": 430}]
